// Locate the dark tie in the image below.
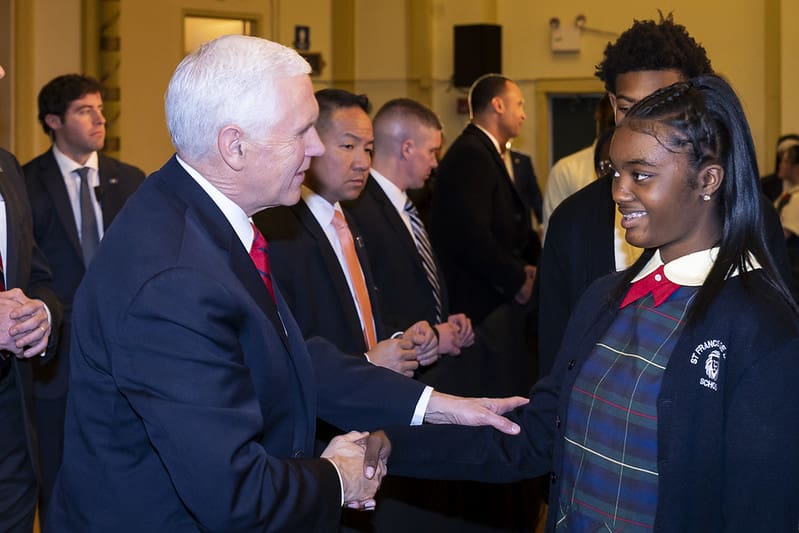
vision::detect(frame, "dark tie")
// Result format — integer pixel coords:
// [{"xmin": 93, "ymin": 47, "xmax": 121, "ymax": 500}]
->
[
  {"xmin": 249, "ymin": 223, "xmax": 276, "ymax": 303},
  {"xmin": 76, "ymin": 167, "xmax": 100, "ymax": 266},
  {"xmin": 404, "ymin": 198, "xmax": 442, "ymax": 323}
]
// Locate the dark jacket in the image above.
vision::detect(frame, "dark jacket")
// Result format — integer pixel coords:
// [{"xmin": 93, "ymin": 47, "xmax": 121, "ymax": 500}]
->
[{"xmin": 387, "ymin": 268, "xmax": 799, "ymax": 533}]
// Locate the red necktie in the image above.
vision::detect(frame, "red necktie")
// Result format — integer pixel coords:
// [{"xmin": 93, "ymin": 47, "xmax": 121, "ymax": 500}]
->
[
  {"xmin": 249, "ymin": 224, "xmax": 276, "ymax": 303},
  {"xmin": 619, "ymin": 264, "xmax": 680, "ymax": 308}
]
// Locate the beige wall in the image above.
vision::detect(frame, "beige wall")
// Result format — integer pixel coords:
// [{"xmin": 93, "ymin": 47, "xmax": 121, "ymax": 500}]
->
[{"xmin": 8, "ymin": 0, "xmax": 798, "ymax": 177}]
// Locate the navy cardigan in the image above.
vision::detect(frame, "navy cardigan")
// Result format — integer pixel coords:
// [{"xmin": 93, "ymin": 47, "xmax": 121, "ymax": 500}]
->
[{"xmin": 387, "ymin": 269, "xmax": 799, "ymax": 532}]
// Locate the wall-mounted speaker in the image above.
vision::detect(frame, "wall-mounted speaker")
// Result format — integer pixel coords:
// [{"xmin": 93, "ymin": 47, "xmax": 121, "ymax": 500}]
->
[{"xmin": 453, "ymin": 24, "xmax": 502, "ymax": 88}]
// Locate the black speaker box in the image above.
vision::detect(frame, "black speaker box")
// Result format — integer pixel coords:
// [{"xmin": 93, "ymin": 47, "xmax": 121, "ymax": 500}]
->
[{"xmin": 453, "ymin": 24, "xmax": 502, "ymax": 88}]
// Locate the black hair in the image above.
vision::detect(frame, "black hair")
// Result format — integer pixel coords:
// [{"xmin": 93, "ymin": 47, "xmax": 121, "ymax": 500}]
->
[
  {"xmin": 468, "ymin": 74, "xmax": 511, "ymax": 116},
  {"xmin": 38, "ymin": 74, "xmax": 104, "ymax": 135},
  {"xmin": 610, "ymin": 75, "xmax": 797, "ymax": 323},
  {"xmin": 595, "ymin": 13, "xmax": 713, "ymax": 94},
  {"xmin": 314, "ymin": 89, "xmax": 372, "ymax": 133}
]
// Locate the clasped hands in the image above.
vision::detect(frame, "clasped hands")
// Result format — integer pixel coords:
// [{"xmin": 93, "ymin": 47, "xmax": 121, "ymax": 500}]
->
[
  {"xmin": 0, "ymin": 289, "xmax": 50, "ymax": 358},
  {"xmin": 366, "ymin": 320, "xmax": 438, "ymax": 376},
  {"xmin": 320, "ymin": 430, "xmax": 390, "ymax": 510}
]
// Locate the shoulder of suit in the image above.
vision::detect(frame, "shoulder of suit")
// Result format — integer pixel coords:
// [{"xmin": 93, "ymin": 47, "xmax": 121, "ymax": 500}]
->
[{"xmin": 99, "ymin": 154, "xmax": 146, "ymax": 180}]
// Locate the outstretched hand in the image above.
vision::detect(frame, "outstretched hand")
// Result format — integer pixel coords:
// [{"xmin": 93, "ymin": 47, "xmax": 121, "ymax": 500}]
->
[{"xmin": 423, "ymin": 392, "xmax": 529, "ymax": 435}]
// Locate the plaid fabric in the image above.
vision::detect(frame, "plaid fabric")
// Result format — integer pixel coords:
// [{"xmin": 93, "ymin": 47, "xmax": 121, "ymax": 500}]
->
[{"xmin": 556, "ymin": 286, "xmax": 698, "ymax": 531}]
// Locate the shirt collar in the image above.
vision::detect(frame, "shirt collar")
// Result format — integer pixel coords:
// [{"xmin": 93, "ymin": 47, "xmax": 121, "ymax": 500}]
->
[
  {"xmin": 631, "ymin": 247, "xmax": 761, "ymax": 286},
  {"xmin": 370, "ymin": 168, "xmax": 408, "ymax": 214},
  {"xmin": 473, "ymin": 123, "xmax": 503, "ymax": 155},
  {"xmin": 176, "ymin": 155, "xmax": 253, "ymax": 251},
  {"xmin": 301, "ymin": 185, "xmax": 341, "ymax": 228},
  {"xmin": 53, "ymin": 144, "xmax": 99, "ymax": 177}
]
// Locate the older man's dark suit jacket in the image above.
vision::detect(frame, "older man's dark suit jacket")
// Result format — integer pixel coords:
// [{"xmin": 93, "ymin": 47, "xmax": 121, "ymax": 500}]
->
[
  {"xmin": 47, "ymin": 156, "xmax": 425, "ymax": 532},
  {"xmin": 344, "ymin": 175, "xmax": 449, "ymax": 333},
  {"xmin": 254, "ymin": 200, "xmax": 384, "ymax": 356},
  {"xmin": 536, "ymin": 173, "xmax": 793, "ymax": 376},
  {"xmin": 0, "ymin": 148, "xmax": 60, "ymax": 531},
  {"xmin": 23, "ymin": 148, "xmax": 145, "ymax": 399},
  {"xmin": 431, "ymin": 124, "xmax": 533, "ymax": 324}
]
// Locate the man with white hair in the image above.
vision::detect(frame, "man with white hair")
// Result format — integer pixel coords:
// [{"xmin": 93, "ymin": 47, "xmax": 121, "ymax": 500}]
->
[{"xmin": 47, "ymin": 36, "xmax": 526, "ymax": 532}]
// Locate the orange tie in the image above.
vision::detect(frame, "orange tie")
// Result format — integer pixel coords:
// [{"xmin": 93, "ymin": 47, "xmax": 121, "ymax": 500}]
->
[{"xmin": 331, "ymin": 210, "xmax": 377, "ymax": 350}]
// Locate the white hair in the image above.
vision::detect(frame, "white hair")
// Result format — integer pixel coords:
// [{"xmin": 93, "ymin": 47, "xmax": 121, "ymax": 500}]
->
[{"xmin": 165, "ymin": 34, "xmax": 310, "ymax": 162}]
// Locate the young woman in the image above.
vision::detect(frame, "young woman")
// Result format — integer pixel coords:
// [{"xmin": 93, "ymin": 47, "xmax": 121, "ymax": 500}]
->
[{"xmin": 385, "ymin": 75, "xmax": 799, "ymax": 532}]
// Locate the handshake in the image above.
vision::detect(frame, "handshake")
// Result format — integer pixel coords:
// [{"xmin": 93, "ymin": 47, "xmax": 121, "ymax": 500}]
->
[{"xmin": 320, "ymin": 429, "xmax": 391, "ymax": 510}]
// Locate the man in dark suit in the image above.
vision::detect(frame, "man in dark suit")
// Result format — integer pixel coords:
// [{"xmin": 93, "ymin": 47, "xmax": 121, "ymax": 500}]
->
[
  {"xmin": 47, "ymin": 36, "xmax": 525, "ymax": 532},
  {"xmin": 432, "ymin": 75, "xmax": 536, "ymax": 327},
  {"xmin": 344, "ymin": 99, "xmax": 475, "ymax": 367},
  {"xmin": 0, "ymin": 64, "xmax": 61, "ymax": 533},
  {"xmin": 256, "ymin": 89, "xmax": 437, "ymax": 377},
  {"xmin": 23, "ymin": 74, "xmax": 145, "ymax": 518}
]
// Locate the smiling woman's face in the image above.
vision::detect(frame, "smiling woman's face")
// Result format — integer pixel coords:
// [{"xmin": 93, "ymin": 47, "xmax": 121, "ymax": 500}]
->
[{"xmin": 610, "ymin": 124, "xmax": 720, "ymax": 262}]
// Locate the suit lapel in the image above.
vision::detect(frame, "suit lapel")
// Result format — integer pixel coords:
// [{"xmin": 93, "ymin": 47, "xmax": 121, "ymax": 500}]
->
[
  {"xmin": 293, "ymin": 201, "xmax": 365, "ymax": 346},
  {"xmin": 466, "ymin": 124, "xmax": 528, "ymax": 210},
  {"xmin": 367, "ymin": 177, "xmax": 421, "ymax": 266},
  {"xmin": 97, "ymin": 155, "xmax": 123, "ymax": 229},
  {"xmin": 167, "ymin": 158, "xmax": 290, "ymax": 349},
  {"xmin": 0, "ymin": 168, "xmax": 21, "ymax": 288},
  {"xmin": 39, "ymin": 150, "xmax": 83, "ymax": 257}
]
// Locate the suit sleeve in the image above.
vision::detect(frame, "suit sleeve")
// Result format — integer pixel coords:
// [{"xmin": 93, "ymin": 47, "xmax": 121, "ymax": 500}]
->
[
  {"xmin": 113, "ymin": 268, "xmax": 342, "ymax": 532},
  {"xmin": 536, "ymin": 201, "xmax": 576, "ymax": 376},
  {"xmin": 436, "ymin": 147, "xmax": 527, "ymax": 299},
  {"xmin": 9, "ymin": 152, "xmax": 62, "ymax": 358},
  {"xmin": 385, "ymin": 368, "xmax": 558, "ymax": 482},
  {"xmin": 307, "ymin": 336, "xmax": 426, "ymax": 430}
]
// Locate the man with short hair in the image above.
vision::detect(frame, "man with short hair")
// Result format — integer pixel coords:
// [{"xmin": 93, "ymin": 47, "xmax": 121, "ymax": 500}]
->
[
  {"xmin": 48, "ymin": 36, "xmax": 525, "ymax": 532},
  {"xmin": 345, "ymin": 98, "xmax": 476, "ymax": 366},
  {"xmin": 23, "ymin": 74, "xmax": 144, "ymax": 518},
  {"xmin": 255, "ymin": 89, "xmax": 438, "ymax": 376},
  {"xmin": 0, "ymin": 63, "xmax": 61, "ymax": 533},
  {"xmin": 433, "ymin": 75, "xmax": 536, "ymax": 324}
]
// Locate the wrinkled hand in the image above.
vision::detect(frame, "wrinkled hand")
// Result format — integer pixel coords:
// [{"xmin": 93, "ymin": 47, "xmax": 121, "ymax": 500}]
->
[
  {"xmin": 403, "ymin": 321, "xmax": 438, "ymax": 366},
  {"xmin": 424, "ymin": 391, "xmax": 529, "ymax": 435},
  {"xmin": 447, "ymin": 313, "xmax": 475, "ymax": 350},
  {"xmin": 0, "ymin": 294, "xmax": 21, "ymax": 355},
  {"xmin": 514, "ymin": 265, "xmax": 537, "ymax": 305},
  {"xmin": 0, "ymin": 289, "xmax": 50, "ymax": 357},
  {"xmin": 367, "ymin": 338, "xmax": 419, "ymax": 377},
  {"xmin": 321, "ymin": 431, "xmax": 386, "ymax": 508}
]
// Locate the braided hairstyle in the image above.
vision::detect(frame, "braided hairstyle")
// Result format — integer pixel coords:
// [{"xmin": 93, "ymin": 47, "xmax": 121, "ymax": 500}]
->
[{"xmin": 610, "ymin": 75, "xmax": 797, "ymax": 323}]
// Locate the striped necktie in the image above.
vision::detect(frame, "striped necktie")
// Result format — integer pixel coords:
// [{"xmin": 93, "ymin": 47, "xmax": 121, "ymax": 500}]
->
[{"xmin": 404, "ymin": 198, "xmax": 442, "ymax": 323}]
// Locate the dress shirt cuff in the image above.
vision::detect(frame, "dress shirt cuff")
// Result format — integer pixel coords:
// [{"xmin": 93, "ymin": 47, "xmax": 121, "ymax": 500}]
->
[
  {"xmin": 411, "ymin": 386, "xmax": 434, "ymax": 425},
  {"xmin": 323, "ymin": 457, "xmax": 345, "ymax": 506}
]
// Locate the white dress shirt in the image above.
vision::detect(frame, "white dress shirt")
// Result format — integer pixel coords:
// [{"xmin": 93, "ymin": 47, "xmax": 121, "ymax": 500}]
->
[{"xmin": 52, "ymin": 145, "xmax": 105, "ymax": 242}]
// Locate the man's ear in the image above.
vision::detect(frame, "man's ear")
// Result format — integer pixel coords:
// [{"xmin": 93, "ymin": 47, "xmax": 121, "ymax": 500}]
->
[
  {"xmin": 218, "ymin": 126, "xmax": 244, "ymax": 171},
  {"xmin": 400, "ymin": 138, "xmax": 414, "ymax": 159},
  {"xmin": 699, "ymin": 163, "xmax": 724, "ymax": 198},
  {"xmin": 608, "ymin": 93, "xmax": 619, "ymax": 123},
  {"xmin": 44, "ymin": 114, "xmax": 62, "ymax": 133},
  {"xmin": 491, "ymin": 95, "xmax": 505, "ymax": 114}
]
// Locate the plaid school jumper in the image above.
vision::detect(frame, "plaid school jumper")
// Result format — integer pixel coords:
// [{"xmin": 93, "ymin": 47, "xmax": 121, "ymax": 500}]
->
[{"xmin": 556, "ymin": 272, "xmax": 698, "ymax": 531}]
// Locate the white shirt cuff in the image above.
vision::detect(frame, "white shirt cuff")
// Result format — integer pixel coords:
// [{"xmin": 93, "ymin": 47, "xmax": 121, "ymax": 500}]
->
[{"xmin": 411, "ymin": 386, "xmax": 433, "ymax": 425}]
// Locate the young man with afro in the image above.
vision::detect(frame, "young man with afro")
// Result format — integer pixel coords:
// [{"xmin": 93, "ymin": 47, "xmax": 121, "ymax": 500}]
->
[{"xmin": 535, "ymin": 13, "xmax": 790, "ymax": 375}]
